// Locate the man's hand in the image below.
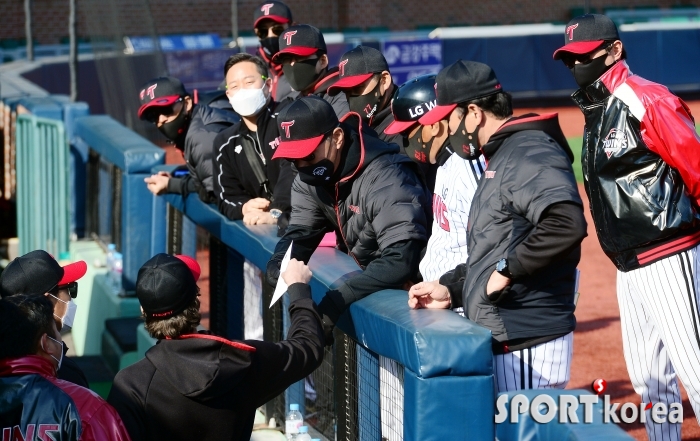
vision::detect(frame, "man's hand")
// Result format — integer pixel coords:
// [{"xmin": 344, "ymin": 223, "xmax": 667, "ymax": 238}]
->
[
  {"xmin": 408, "ymin": 281, "xmax": 451, "ymax": 309},
  {"xmin": 486, "ymin": 270, "xmax": 510, "ymax": 296},
  {"xmin": 242, "ymin": 198, "xmax": 270, "ymax": 216},
  {"xmin": 144, "ymin": 173, "xmax": 170, "ymax": 195},
  {"xmin": 281, "ymin": 259, "xmax": 312, "ymax": 285},
  {"xmin": 243, "ymin": 211, "xmax": 278, "ymax": 226}
]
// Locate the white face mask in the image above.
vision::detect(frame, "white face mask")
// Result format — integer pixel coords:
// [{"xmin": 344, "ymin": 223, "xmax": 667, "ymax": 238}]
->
[
  {"xmin": 42, "ymin": 335, "xmax": 64, "ymax": 371},
  {"xmin": 228, "ymin": 85, "xmax": 269, "ymax": 117},
  {"xmin": 50, "ymin": 294, "xmax": 78, "ymax": 332}
]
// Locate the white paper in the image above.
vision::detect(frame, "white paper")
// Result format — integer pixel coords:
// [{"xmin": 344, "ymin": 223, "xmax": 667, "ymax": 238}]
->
[{"xmin": 269, "ymin": 241, "xmax": 293, "ymax": 308}]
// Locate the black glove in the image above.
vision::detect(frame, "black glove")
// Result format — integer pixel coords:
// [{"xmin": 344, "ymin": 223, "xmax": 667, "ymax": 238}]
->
[{"xmin": 266, "ymin": 259, "xmax": 281, "ymax": 287}]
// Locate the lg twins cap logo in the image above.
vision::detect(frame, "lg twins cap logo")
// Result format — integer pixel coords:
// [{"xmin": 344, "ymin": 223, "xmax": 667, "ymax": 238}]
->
[
  {"xmin": 283, "ymin": 30, "xmax": 297, "ymax": 45},
  {"xmin": 281, "ymin": 120, "xmax": 295, "ymax": 138},
  {"xmin": 603, "ymin": 128, "xmax": 628, "ymax": 158},
  {"xmin": 260, "ymin": 3, "xmax": 274, "ymax": 15},
  {"xmin": 339, "ymin": 59, "xmax": 349, "ymax": 76},
  {"xmin": 566, "ymin": 23, "xmax": 579, "ymax": 41},
  {"xmin": 408, "ymin": 100, "xmax": 437, "ymax": 119},
  {"xmin": 140, "ymin": 84, "xmax": 157, "ymax": 101}
]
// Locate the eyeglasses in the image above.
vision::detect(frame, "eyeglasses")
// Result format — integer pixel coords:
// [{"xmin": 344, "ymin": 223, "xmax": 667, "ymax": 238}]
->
[
  {"xmin": 142, "ymin": 98, "xmax": 183, "ymax": 124},
  {"xmin": 560, "ymin": 42, "xmax": 614, "ymax": 69},
  {"xmin": 255, "ymin": 24, "xmax": 286, "ymax": 39},
  {"xmin": 50, "ymin": 282, "xmax": 78, "ymax": 299}
]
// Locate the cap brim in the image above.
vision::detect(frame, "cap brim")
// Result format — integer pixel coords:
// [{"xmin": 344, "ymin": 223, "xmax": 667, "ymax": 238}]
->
[
  {"xmin": 384, "ymin": 119, "xmax": 418, "ymax": 135},
  {"xmin": 272, "ymin": 134, "xmax": 325, "ymax": 160},
  {"xmin": 58, "ymin": 260, "xmax": 87, "ymax": 285},
  {"xmin": 327, "ymin": 73, "xmax": 374, "ymax": 96},
  {"xmin": 137, "ymin": 95, "xmax": 181, "ymax": 119},
  {"xmin": 271, "ymin": 47, "xmax": 319, "ymax": 63},
  {"xmin": 254, "ymin": 15, "xmax": 291, "ymax": 28},
  {"xmin": 418, "ymin": 103, "xmax": 457, "ymax": 126},
  {"xmin": 175, "ymin": 255, "xmax": 201, "ymax": 282},
  {"xmin": 552, "ymin": 40, "xmax": 605, "ymax": 59}
]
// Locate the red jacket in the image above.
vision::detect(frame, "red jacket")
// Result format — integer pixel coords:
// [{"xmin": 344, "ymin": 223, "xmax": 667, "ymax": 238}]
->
[
  {"xmin": 0, "ymin": 356, "xmax": 131, "ymax": 441},
  {"xmin": 573, "ymin": 60, "xmax": 700, "ymax": 270}
]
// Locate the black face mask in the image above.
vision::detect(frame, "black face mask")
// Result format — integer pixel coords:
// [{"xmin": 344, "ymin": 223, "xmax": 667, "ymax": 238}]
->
[
  {"xmin": 347, "ymin": 79, "xmax": 383, "ymax": 124},
  {"xmin": 405, "ymin": 128, "xmax": 430, "ymax": 165},
  {"xmin": 448, "ymin": 115, "xmax": 480, "ymax": 160},
  {"xmin": 157, "ymin": 104, "xmax": 190, "ymax": 148},
  {"xmin": 571, "ymin": 55, "xmax": 614, "ymax": 89},
  {"xmin": 297, "ymin": 158, "xmax": 336, "ymax": 186},
  {"xmin": 260, "ymin": 37, "xmax": 280, "ymax": 59},
  {"xmin": 282, "ymin": 59, "xmax": 321, "ymax": 92}
]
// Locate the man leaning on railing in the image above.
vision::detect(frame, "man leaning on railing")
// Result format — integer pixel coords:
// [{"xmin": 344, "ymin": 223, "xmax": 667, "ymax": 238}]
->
[{"xmin": 265, "ymin": 96, "xmax": 431, "ymax": 344}]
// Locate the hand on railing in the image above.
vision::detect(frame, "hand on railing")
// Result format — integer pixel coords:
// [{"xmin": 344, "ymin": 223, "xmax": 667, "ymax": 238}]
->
[
  {"xmin": 281, "ymin": 259, "xmax": 313, "ymax": 285},
  {"xmin": 242, "ymin": 198, "xmax": 276, "ymax": 225},
  {"xmin": 144, "ymin": 171, "xmax": 170, "ymax": 195},
  {"xmin": 408, "ymin": 281, "xmax": 451, "ymax": 310}
]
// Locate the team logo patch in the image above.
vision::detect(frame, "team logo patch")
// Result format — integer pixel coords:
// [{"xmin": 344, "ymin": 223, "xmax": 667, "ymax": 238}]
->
[
  {"xmin": 280, "ymin": 121, "xmax": 295, "ymax": 138},
  {"xmin": 339, "ymin": 59, "xmax": 349, "ymax": 76},
  {"xmin": 603, "ymin": 128, "xmax": 628, "ymax": 158},
  {"xmin": 485, "ymin": 170, "xmax": 496, "ymax": 179},
  {"xmin": 313, "ymin": 166, "xmax": 327, "ymax": 176},
  {"xmin": 283, "ymin": 30, "xmax": 297, "ymax": 45},
  {"xmin": 349, "ymin": 205, "xmax": 360, "ymax": 214},
  {"xmin": 566, "ymin": 23, "xmax": 579, "ymax": 41},
  {"xmin": 140, "ymin": 84, "xmax": 157, "ymax": 100},
  {"xmin": 260, "ymin": 3, "xmax": 274, "ymax": 15},
  {"xmin": 235, "ymin": 145, "xmax": 243, "ymax": 154},
  {"xmin": 269, "ymin": 137, "xmax": 280, "ymax": 150}
]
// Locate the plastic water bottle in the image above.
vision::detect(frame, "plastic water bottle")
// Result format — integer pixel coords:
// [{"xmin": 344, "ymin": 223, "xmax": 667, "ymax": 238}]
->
[
  {"xmin": 111, "ymin": 252, "xmax": 123, "ymax": 295},
  {"xmin": 106, "ymin": 244, "xmax": 116, "ymax": 273},
  {"xmin": 295, "ymin": 426, "xmax": 311, "ymax": 441},
  {"xmin": 285, "ymin": 404, "xmax": 303, "ymax": 440}
]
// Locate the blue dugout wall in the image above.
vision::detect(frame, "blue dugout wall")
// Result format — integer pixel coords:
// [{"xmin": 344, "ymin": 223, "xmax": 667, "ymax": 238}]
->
[{"xmin": 440, "ymin": 26, "xmax": 700, "ymax": 98}]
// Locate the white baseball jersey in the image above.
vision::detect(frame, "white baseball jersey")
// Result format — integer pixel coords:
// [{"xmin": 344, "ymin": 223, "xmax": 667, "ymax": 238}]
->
[{"xmin": 419, "ymin": 152, "xmax": 485, "ymax": 282}]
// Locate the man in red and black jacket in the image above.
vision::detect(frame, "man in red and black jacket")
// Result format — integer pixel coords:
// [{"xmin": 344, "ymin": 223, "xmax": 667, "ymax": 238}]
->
[
  {"xmin": 553, "ymin": 14, "xmax": 700, "ymax": 441},
  {"xmin": 0, "ymin": 294, "xmax": 130, "ymax": 441},
  {"xmin": 271, "ymin": 24, "xmax": 349, "ymax": 118},
  {"xmin": 252, "ymin": 0, "xmax": 298, "ymax": 102},
  {"xmin": 107, "ymin": 254, "xmax": 324, "ymax": 441}
]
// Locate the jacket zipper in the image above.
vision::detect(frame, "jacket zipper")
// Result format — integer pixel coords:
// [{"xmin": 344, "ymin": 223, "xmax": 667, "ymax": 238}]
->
[{"xmin": 335, "ymin": 184, "xmax": 362, "ymax": 268}]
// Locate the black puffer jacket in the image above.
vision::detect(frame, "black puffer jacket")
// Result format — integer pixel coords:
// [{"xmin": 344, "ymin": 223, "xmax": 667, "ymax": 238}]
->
[
  {"xmin": 441, "ymin": 114, "xmax": 586, "ymax": 349},
  {"xmin": 167, "ymin": 104, "xmax": 239, "ymax": 202}
]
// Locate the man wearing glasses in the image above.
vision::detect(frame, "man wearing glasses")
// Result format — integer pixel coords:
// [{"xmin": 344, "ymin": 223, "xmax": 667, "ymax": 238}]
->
[
  {"xmin": 138, "ymin": 77, "xmax": 239, "ymax": 202},
  {"xmin": 252, "ymin": 0, "xmax": 297, "ymax": 102},
  {"xmin": 554, "ymin": 14, "xmax": 700, "ymax": 441},
  {"xmin": 0, "ymin": 250, "xmax": 89, "ymax": 387}
]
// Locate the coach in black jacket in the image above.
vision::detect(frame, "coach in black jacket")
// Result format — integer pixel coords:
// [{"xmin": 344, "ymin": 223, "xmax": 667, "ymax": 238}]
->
[
  {"xmin": 409, "ymin": 61, "xmax": 587, "ymax": 392},
  {"xmin": 214, "ymin": 53, "xmax": 294, "ymax": 229},
  {"xmin": 266, "ymin": 96, "xmax": 430, "ymax": 341},
  {"xmin": 107, "ymin": 254, "xmax": 324, "ymax": 441}
]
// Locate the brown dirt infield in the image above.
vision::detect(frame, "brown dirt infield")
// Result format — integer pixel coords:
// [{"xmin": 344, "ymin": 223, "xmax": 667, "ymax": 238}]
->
[{"xmin": 519, "ymin": 102, "xmax": 700, "ymax": 440}]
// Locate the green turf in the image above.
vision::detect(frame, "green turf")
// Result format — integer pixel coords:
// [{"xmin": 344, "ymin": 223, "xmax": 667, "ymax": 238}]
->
[
  {"xmin": 89, "ymin": 381, "xmax": 113, "ymax": 400},
  {"xmin": 567, "ymin": 136, "xmax": 584, "ymax": 183}
]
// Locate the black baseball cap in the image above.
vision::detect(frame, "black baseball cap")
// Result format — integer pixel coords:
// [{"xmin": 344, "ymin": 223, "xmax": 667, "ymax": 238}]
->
[
  {"xmin": 137, "ymin": 77, "xmax": 188, "ymax": 120},
  {"xmin": 136, "ymin": 254, "xmax": 201, "ymax": 319},
  {"xmin": 253, "ymin": 1, "xmax": 293, "ymax": 28},
  {"xmin": 327, "ymin": 46, "xmax": 390, "ymax": 96},
  {"xmin": 272, "ymin": 96, "xmax": 338, "ymax": 159},
  {"xmin": 419, "ymin": 60, "xmax": 502, "ymax": 126},
  {"xmin": 0, "ymin": 250, "xmax": 87, "ymax": 298},
  {"xmin": 271, "ymin": 24, "xmax": 326, "ymax": 64},
  {"xmin": 553, "ymin": 14, "xmax": 620, "ymax": 60},
  {"xmin": 385, "ymin": 74, "xmax": 437, "ymax": 135}
]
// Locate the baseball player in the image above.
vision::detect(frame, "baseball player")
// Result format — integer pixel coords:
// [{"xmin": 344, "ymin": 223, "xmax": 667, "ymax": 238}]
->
[
  {"xmin": 408, "ymin": 61, "xmax": 587, "ymax": 393},
  {"xmin": 554, "ymin": 14, "xmax": 700, "ymax": 440}
]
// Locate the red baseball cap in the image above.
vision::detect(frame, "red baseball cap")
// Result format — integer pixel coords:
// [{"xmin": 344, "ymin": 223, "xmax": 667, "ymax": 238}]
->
[
  {"xmin": 271, "ymin": 24, "xmax": 326, "ymax": 64},
  {"xmin": 327, "ymin": 46, "xmax": 389, "ymax": 96},
  {"xmin": 553, "ymin": 14, "xmax": 620, "ymax": 60},
  {"xmin": 137, "ymin": 77, "xmax": 187, "ymax": 120},
  {"xmin": 0, "ymin": 250, "xmax": 87, "ymax": 298},
  {"xmin": 253, "ymin": 1, "xmax": 293, "ymax": 28}
]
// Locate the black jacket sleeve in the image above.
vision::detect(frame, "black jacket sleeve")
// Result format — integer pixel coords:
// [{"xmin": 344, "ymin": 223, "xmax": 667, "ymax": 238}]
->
[
  {"xmin": 318, "ymin": 239, "xmax": 426, "ymax": 323},
  {"xmin": 269, "ymin": 158, "xmax": 295, "ymax": 213},
  {"xmin": 166, "ymin": 174, "xmax": 197, "ymax": 197},
  {"xmin": 507, "ymin": 201, "xmax": 587, "ymax": 278},
  {"xmin": 246, "ymin": 283, "xmax": 325, "ymax": 407},
  {"xmin": 438, "ymin": 263, "xmax": 467, "ymax": 309},
  {"xmin": 213, "ymin": 131, "xmax": 252, "ymax": 220}
]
